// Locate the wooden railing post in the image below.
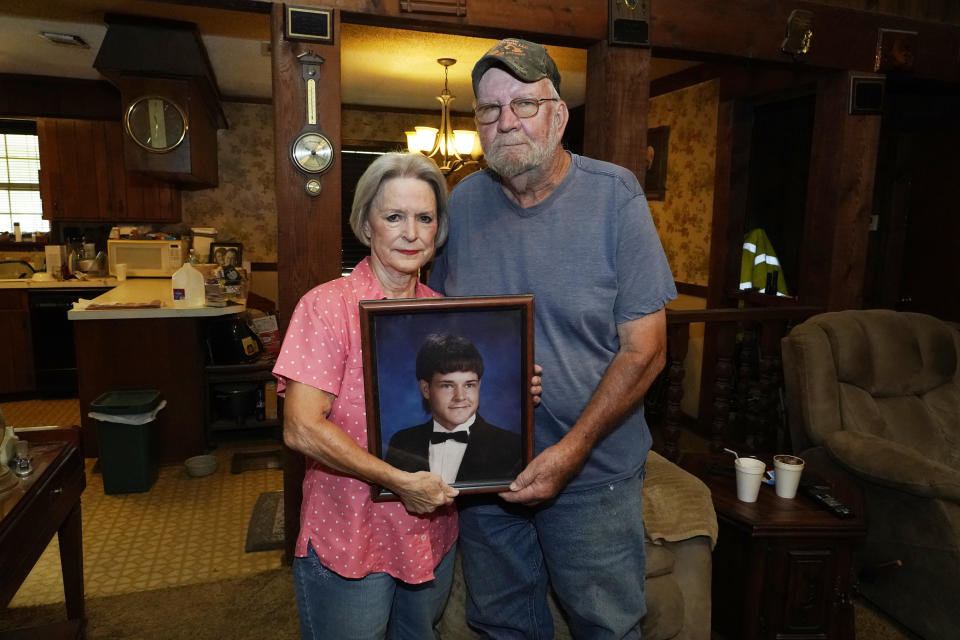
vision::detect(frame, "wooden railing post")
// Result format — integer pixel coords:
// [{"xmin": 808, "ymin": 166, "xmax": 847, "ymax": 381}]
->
[
  {"xmin": 710, "ymin": 322, "xmax": 737, "ymax": 452},
  {"xmin": 757, "ymin": 319, "xmax": 788, "ymax": 451},
  {"xmin": 663, "ymin": 323, "xmax": 690, "ymax": 462}
]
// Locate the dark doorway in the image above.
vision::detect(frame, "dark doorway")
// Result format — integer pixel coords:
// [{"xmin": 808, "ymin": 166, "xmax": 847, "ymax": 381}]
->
[
  {"xmin": 742, "ymin": 94, "xmax": 815, "ymax": 295},
  {"xmin": 866, "ymin": 80, "xmax": 960, "ymax": 322}
]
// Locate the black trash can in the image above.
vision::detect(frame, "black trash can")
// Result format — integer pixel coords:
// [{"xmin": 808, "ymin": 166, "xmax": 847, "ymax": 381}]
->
[{"xmin": 90, "ymin": 389, "xmax": 164, "ymax": 495}]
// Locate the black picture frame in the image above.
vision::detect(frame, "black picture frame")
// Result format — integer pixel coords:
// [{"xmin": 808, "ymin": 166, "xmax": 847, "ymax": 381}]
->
[
  {"xmin": 645, "ymin": 125, "xmax": 670, "ymax": 201},
  {"xmin": 360, "ymin": 295, "xmax": 535, "ymax": 499},
  {"xmin": 209, "ymin": 242, "xmax": 243, "ymax": 267}
]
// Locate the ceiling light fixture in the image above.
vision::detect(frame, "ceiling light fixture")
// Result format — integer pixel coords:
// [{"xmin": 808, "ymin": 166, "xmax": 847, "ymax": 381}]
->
[
  {"xmin": 406, "ymin": 58, "xmax": 479, "ymax": 175},
  {"xmin": 40, "ymin": 31, "xmax": 90, "ymax": 48}
]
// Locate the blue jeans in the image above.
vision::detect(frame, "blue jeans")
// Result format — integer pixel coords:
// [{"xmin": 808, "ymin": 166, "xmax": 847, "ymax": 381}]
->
[
  {"xmin": 292, "ymin": 540, "xmax": 456, "ymax": 640},
  {"xmin": 458, "ymin": 469, "xmax": 646, "ymax": 639}
]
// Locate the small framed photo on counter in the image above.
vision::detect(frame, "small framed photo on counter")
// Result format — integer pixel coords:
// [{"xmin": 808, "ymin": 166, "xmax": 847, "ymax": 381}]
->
[
  {"xmin": 209, "ymin": 242, "xmax": 242, "ymax": 267},
  {"xmin": 360, "ymin": 295, "xmax": 535, "ymax": 499}
]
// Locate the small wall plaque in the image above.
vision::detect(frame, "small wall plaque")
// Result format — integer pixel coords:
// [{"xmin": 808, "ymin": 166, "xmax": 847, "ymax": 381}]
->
[
  {"xmin": 609, "ymin": 0, "xmax": 651, "ymax": 47},
  {"xmin": 284, "ymin": 5, "xmax": 333, "ymax": 44},
  {"xmin": 849, "ymin": 75, "xmax": 885, "ymax": 115},
  {"xmin": 874, "ymin": 28, "xmax": 917, "ymax": 73}
]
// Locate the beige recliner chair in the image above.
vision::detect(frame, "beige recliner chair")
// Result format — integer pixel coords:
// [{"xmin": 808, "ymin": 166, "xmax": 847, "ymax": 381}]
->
[{"xmin": 781, "ymin": 309, "xmax": 960, "ymax": 640}]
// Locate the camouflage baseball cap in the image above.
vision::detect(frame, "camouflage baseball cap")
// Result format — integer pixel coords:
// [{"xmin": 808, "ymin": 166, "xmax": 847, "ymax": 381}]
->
[{"xmin": 471, "ymin": 38, "xmax": 561, "ymax": 96}]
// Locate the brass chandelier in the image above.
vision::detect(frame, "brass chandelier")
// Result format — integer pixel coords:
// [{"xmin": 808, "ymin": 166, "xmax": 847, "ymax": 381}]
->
[{"xmin": 405, "ymin": 58, "xmax": 479, "ymax": 175}]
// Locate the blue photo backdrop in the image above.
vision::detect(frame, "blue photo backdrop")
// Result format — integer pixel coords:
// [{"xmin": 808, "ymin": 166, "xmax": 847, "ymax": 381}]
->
[{"xmin": 372, "ymin": 308, "xmax": 524, "ymax": 451}]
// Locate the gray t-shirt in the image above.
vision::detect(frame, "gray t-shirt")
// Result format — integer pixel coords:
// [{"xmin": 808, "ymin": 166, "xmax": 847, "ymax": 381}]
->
[{"xmin": 430, "ymin": 153, "xmax": 677, "ymax": 491}]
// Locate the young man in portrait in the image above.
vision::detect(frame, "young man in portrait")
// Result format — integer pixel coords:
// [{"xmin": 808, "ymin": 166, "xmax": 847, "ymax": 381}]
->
[{"xmin": 384, "ymin": 333, "xmax": 522, "ymax": 485}]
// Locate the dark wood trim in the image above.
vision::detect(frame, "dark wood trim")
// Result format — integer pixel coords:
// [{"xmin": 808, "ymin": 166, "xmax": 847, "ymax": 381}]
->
[
  {"xmin": 675, "ymin": 281, "xmax": 708, "ymax": 298},
  {"xmin": 0, "ymin": 75, "xmax": 120, "ymax": 121},
  {"xmin": 583, "ymin": 41, "xmax": 650, "ymax": 178},
  {"xmin": 162, "ymin": 0, "xmax": 271, "ymax": 14},
  {"xmin": 666, "ymin": 305, "xmax": 821, "ymax": 325},
  {"xmin": 802, "ymin": 70, "xmax": 882, "ymax": 311},
  {"xmin": 221, "ymin": 95, "xmax": 273, "ymax": 105},
  {"xmin": 343, "ymin": 102, "xmax": 474, "ymax": 118},
  {"xmin": 339, "ymin": 7, "xmax": 601, "ymax": 48},
  {"xmin": 649, "ymin": 0, "xmax": 960, "ymax": 83},
  {"xmin": 250, "ymin": 261, "xmax": 277, "ymax": 271},
  {"xmin": 651, "ymin": 63, "xmax": 720, "ymax": 98}
]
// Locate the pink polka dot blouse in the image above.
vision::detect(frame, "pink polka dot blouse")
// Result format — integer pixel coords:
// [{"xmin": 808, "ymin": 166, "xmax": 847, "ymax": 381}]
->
[{"xmin": 273, "ymin": 257, "xmax": 457, "ymax": 584}]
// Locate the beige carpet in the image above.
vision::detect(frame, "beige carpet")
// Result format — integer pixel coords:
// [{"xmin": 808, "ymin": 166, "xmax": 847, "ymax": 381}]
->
[
  {"xmin": 0, "ymin": 569, "xmax": 299, "ymax": 639},
  {"xmin": 0, "ymin": 397, "xmax": 284, "ymax": 608}
]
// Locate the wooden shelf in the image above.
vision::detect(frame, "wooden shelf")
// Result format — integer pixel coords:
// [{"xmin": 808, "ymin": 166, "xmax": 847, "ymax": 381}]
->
[{"xmin": 203, "ymin": 355, "xmax": 281, "ymax": 445}]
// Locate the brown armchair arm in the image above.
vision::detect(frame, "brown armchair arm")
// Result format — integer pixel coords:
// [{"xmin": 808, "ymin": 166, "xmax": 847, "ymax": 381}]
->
[{"xmin": 824, "ymin": 430, "xmax": 960, "ymax": 502}]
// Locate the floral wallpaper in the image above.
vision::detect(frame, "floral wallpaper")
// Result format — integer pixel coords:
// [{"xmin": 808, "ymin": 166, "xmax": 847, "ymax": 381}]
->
[
  {"xmin": 648, "ymin": 80, "xmax": 718, "ymax": 287},
  {"xmin": 175, "ymin": 103, "xmax": 476, "ymax": 263},
  {"xmin": 179, "ymin": 102, "xmax": 277, "ymax": 262}
]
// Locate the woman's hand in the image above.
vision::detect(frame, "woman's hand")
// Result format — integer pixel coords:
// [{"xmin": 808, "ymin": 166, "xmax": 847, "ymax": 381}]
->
[
  {"xmin": 393, "ymin": 472, "xmax": 459, "ymax": 515},
  {"xmin": 530, "ymin": 364, "xmax": 543, "ymax": 406}
]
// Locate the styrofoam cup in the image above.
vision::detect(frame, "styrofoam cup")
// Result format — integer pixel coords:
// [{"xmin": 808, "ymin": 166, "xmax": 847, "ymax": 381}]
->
[
  {"xmin": 774, "ymin": 454, "xmax": 805, "ymax": 499},
  {"xmin": 115, "ymin": 263, "xmax": 128, "ymax": 281},
  {"xmin": 734, "ymin": 457, "xmax": 766, "ymax": 502}
]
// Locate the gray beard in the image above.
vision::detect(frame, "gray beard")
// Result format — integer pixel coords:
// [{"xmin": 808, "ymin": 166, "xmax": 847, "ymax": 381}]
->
[{"xmin": 485, "ymin": 126, "xmax": 562, "ymax": 179}]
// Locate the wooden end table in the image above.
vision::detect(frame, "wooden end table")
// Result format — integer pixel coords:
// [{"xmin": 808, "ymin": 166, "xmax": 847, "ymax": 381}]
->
[
  {"xmin": 682, "ymin": 453, "xmax": 866, "ymax": 640},
  {"xmin": 0, "ymin": 427, "xmax": 86, "ymax": 639}
]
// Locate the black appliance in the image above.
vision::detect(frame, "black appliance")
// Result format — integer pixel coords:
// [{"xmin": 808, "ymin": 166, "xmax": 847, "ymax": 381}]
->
[
  {"xmin": 29, "ymin": 288, "xmax": 110, "ymax": 396},
  {"xmin": 205, "ymin": 315, "xmax": 262, "ymax": 365}
]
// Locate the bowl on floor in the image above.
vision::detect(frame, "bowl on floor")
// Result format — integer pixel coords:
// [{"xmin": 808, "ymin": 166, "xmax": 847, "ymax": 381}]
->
[{"xmin": 184, "ymin": 454, "xmax": 218, "ymax": 477}]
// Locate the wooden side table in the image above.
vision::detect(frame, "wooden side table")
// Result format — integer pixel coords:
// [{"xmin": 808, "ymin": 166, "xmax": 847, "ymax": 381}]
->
[
  {"xmin": 682, "ymin": 453, "xmax": 866, "ymax": 640},
  {"xmin": 0, "ymin": 427, "xmax": 86, "ymax": 639}
]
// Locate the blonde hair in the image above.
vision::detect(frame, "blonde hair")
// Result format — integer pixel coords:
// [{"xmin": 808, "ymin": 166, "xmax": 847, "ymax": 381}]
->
[{"xmin": 349, "ymin": 152, "xmax": 449, "ymax": 247}]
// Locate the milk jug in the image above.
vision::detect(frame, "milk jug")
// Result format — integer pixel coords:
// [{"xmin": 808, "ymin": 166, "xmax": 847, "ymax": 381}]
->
[{"xmin": 171, "ymin": 262, "xmax": 205, "ymax": 307}]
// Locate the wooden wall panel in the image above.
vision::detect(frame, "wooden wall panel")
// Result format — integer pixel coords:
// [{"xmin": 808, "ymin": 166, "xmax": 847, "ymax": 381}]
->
[
  {"xmin": 583, "ymin": 42, "xmax": 650, "ymax": 179},
  {"xmin": 271, "ymin": 3, "xmax": 343, "ymax": 566},
  {"xmin": 0, "ymin": 75, "xmax": 120, "ymax": 121},
  {"xmin": 801, "ymin": 71, "xmax": 881, "ymax": 310},
  {"xmin": 272, "ymin": 6, "xmax": 343, "ymax": 329}
]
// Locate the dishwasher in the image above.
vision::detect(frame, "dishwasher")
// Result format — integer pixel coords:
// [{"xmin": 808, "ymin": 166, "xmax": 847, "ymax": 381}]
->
[{"xmin": 29, "ymin": 288, "xmax": 110, "ymax": 397}]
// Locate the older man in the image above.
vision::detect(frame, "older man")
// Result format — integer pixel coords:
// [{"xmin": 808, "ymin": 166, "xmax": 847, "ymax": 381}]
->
[{"xmin": 429, "ymin": 38, "xmax": 677, "ymax": 638}]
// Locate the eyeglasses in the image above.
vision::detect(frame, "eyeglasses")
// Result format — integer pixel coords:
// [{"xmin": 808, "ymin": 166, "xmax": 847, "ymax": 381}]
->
[{"xmin": 474, "ymin": 98, "xmax": 559, "ymax": 125}]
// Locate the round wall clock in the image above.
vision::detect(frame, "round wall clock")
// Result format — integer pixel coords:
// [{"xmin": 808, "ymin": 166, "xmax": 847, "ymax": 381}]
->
[
  {"xmin": 124, "ymin": 96, "xmax": 188, "ymax": 153},
  {"xmin": 290, "ymin": 131, "xmax": 334, "ymax": 175}
]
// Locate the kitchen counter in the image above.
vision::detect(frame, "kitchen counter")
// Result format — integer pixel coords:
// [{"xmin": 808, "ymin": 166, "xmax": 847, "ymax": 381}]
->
[
  {"xmin": 0, "ymin": 276, "xmax": 119, "ymax": 289},
  {"xmin": 68, "ymin": 277, "xmax": 245, "ymax": 320}
]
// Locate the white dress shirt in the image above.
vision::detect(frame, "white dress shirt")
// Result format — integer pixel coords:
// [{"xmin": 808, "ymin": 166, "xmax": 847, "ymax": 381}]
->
[{"xmin": 428, "ymin": 414, "xmax": 475, "ymax": 484}]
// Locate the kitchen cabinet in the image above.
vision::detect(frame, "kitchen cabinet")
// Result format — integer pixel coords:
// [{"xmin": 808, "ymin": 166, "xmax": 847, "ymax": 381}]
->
[
  {"xmin": 37, "ymin": 118, "xmax": 181, "ymax": 223},
  {"xmin": 0, "ymin": 289, "xmax": 35, "ymax": 394},
  {"xmin": 74, "ymin": 316, "xmax": 207, "ymax": 462}
]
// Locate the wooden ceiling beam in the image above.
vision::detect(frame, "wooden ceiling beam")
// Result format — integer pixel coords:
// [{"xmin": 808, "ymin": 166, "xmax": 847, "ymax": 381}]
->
[{"xmin": 248, "ymin": 0, "xmax": 960, "ymax": 82}]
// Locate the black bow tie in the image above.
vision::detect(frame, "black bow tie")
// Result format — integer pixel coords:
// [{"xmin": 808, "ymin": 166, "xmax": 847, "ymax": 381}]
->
[{"xmin": 431, "ymin": 431, "xmax": 469, "ymax": 444}]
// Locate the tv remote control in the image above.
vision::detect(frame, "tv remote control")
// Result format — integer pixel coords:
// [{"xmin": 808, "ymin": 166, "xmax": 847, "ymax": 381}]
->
[{"xmin": 802, "ymin": 484, "xmax": 853, "ymax": 517}]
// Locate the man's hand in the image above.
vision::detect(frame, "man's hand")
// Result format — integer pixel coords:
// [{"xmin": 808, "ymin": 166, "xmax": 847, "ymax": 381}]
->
[
  {"xmin": 394, "ymin": 471, "xmax": 459, "ymax": 515},
  {"xmin": 499, "ymin": 441, "xmax": 584, "ymax": 505},
  {"xmin": 530, "ymin": 363, "xmax": 543, "ymax": 407}
]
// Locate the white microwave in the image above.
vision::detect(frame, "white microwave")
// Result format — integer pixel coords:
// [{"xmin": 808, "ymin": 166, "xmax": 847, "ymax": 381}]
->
[{"xmin": 107, "ymin": 239, "xmax": 186, "ymax": 277}]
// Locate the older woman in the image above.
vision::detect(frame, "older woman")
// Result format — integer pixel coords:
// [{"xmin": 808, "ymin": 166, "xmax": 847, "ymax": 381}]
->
[{"xmin": 274, "ymin": 153, "xmax": 458, "ymax": 639}]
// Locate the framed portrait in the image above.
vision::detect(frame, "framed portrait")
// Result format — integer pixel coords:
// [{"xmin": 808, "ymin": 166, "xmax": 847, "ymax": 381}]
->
[
  {"xmin": 360, "ymin": 295, "xmax": 535, "ymax": 499},
  {"xmin": 645, "ymin": 126, "xmax": 670, "ymax": 201},
  {"xmin": 209, "ymin": 242, "xmax": 243, "ymax": 267}
]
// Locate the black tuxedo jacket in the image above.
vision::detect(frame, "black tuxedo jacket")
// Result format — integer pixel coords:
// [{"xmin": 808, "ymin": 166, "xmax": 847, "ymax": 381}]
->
[{"xmin": 384, "ymin": 414, "xmax": 522, "ymax": 484}]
